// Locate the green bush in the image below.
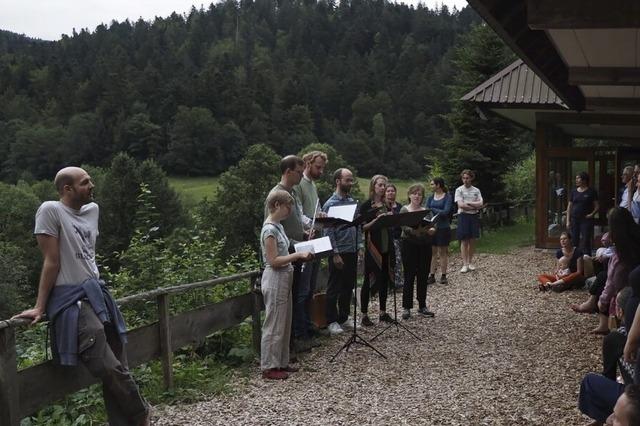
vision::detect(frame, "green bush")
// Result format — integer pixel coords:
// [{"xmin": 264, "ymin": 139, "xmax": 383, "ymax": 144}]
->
[{"xmin": 503, "ymin": 152, "xmax": 535, "ymax": 202}]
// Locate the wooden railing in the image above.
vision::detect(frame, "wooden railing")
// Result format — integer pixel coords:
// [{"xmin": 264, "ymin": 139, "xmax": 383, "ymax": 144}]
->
[
  {"xmin": 0, "ymin": 270, "xmax": 263, "ymax": 426},
  {"xmin": 477, "ymin": 199, "xmax": 534, "ymax": 235}
]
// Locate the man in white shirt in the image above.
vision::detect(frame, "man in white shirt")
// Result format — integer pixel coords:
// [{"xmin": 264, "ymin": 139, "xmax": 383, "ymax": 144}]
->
[
  {"xmin": 620, "ymin": 166, "xmax": 634, "ymax": 209},
  {"xmin": 454, "ymin": 169, "xmax": 484, "ymax": 273}
]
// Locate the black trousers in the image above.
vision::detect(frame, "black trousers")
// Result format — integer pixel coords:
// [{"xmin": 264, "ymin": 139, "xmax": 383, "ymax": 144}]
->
[
  {"xmin": 602, "ymin": 330, "xmax": 626, "ymax": 381},
  {"xmin": 361, "ymin": 253, "xmax": 390, "ymax": 314},
  {"xmin": 571, "ymin": 217, "xmax": 594, "ymax": 256},
  {"xmin": 326, "ymin": 253, "xmax": 357, "ymax": 325},
  {"xmin": 401, "ymin": 240, "xmax": 432, "ymax": 310}
]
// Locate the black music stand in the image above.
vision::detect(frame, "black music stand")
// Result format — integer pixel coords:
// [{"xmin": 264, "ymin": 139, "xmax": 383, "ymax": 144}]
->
[
  {"xmin": 368, "ymin": 209, "xmax": 436, "ymax": 342},
  {"xmin": 317, "ymin": 207, "xmax": 387, "ymax": 361}
]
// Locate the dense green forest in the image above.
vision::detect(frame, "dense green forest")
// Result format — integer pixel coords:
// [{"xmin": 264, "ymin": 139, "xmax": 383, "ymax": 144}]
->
[{"xmin": 0, "ymin": 0, "xmax": 482, "ymax": 182}]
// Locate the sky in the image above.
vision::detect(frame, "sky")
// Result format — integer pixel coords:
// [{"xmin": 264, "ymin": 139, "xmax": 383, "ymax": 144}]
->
[{"xmin": 0, "ymin": 0, "xmax": 469, "ymax": 41}]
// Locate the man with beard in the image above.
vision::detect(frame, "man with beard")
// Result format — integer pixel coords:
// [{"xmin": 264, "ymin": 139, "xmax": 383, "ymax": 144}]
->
[
  {"xmin": 322, "ymin": 168, "xmax": 358, "ymax": 335},
  {"xmin": 12, "ymin": 167, "xmax": 150, "ymax": 426},
  {"xmin": 292, "ymin": 151, "xmax": 329, "ymax": 344}
]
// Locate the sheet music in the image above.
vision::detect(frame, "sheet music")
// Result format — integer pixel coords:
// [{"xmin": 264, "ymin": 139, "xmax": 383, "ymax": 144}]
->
[
  {"xmin": 327, "ymin": 204, "xmax": 357, "ymax": 222},
  {"xmin": 294, "ymin": 236, "xmax": 333, "ymax": 255}
]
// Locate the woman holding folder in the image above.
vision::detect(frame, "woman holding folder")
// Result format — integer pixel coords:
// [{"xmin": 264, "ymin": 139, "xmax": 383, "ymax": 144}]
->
[
  {"xmin": 400, "ymin": 184, "xmax": 436, "ymax": 319},
  {"xmin": 360, "ymin": 175, "xmax": 395, "ymax": 326}
]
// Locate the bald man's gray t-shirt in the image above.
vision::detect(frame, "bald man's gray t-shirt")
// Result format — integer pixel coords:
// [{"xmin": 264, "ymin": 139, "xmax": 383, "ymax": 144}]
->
[{"xmin": 34, "ymin": 201, "xmax": 100, "ymax": 286}]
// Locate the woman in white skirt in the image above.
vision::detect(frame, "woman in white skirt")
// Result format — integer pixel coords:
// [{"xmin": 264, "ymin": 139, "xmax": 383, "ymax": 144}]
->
[{"xmin": 260, "ymin": 190, "xmax": 313, "ymax": 380}]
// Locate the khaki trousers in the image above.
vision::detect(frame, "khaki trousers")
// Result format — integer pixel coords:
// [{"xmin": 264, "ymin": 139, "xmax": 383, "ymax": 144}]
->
[{"xmin": 260, "ymin": 265, "xmax": 293, "ymax": 370}]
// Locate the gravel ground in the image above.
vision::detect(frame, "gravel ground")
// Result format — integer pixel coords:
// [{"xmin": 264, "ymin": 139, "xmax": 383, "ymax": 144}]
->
[{"xmin": 154, "ymin": 248, "xmax": 604, "ymax": 425}]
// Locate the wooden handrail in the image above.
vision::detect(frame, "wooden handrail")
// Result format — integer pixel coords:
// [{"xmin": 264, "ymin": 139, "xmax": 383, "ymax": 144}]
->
[{"xmin": 0, "ymin": 269, "xmax": 262, "ymax": 328}]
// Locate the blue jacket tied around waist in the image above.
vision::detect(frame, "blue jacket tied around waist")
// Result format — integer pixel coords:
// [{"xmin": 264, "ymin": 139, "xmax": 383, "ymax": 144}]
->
[{"xmin": 46, "ymin": 278, "xmax": 128, "ymax": 366}]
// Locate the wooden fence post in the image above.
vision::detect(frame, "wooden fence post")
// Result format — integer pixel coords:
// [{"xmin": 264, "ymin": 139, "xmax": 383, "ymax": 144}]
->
[
  {"xmin": 157, "ymin": 293, "xmax": 174, "ymax": 391},
  {"xmin": 250, "ymin": 277, "xmax": 262, "ymax": 355},
  {"xmin": 0, "ymin": 326, "xmax": 19, "ymax": 426}
]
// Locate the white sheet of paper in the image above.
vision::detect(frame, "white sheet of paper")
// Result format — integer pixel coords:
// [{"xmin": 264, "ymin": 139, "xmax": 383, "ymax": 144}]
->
[
  {"xmin": 327, "ymin": 204, "xmax": 357, "ymax": 222},
  {"xmin": 294, "ymin": 236, "xmax": 333, "ymax": 254}
]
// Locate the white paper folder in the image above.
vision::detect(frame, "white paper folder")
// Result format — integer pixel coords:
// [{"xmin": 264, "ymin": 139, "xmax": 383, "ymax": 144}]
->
[{"xmin": 294, "ymin": 236, "xmax": 333, "ymax": 256}]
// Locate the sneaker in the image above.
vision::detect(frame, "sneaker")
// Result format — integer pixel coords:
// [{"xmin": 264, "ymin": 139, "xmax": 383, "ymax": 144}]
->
[
  {"xmin": 262, "ymin": 368, "xmax": 289, "ymax": 380},
  {"xmin": 427, "ymin": 274, "xmax": 436, "ymax": 285},
  {"xmin": 468, "ymin": 264, "xmax": 476, "ymax": 271},
  {"xmin": 327, "ymin": 322, "xmax": 344, "ymax": 335},
  {"xmin": 379, "ymin": 313, "xmax": 393, "ymax": 323},
  {"xmin": 418, "ymin": 307, "xmax": 435, "ymax": 317},
  {"xmin": 361, "ymin": 315, "xmax": 374, "ymax": 327},
  {"xmin": 460, "ymin": 265, "xmax": 469, "ymax": 273},
  {"xmin": 340, "ymin": 318, "xmax": 360, "ymax": 330},
  {"xmin": 402, "ymin": 309, "xmax": 410, "ymax": 320},
  {"xmin": 439, "ymin": 274, "xmax": 448, "ymax": 284}
]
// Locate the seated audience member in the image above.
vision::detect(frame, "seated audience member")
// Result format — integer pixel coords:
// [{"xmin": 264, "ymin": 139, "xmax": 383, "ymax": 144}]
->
[
  {"xmin": 579, "ymin": 373, "xmax": 625, "ymax": 426},
  {"xmin": 602, "ymin": 287, "xmax": 636, "ymax": 383},
  {"xmin": 537, "ymin": 231, "xmax": 584, "ymax": 292},
  {"xmin": 606, "ymin": 384, "xmax": 640, "ymax": 425},
  {"xmin": 572, "ymin": 233, "xmax": 614, "ymax": 314},
  {"xmin": 593, "ymin": 209, "xmax": 640, "ymax": 334}
]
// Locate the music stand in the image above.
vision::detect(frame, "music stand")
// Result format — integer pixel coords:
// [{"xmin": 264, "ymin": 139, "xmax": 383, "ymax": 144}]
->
[
  {"xmin": 368, "ymin": 210, "xmax": 435, "ymax": 342},
  {"xmin": 317, "ymin": 207, "xmax": 387, "ymax": 361}
]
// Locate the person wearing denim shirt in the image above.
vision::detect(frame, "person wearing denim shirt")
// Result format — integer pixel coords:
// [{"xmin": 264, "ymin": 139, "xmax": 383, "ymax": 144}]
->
[{"xmin": 322, "ymin": 168, "xmax": 358, "ymax": 335}]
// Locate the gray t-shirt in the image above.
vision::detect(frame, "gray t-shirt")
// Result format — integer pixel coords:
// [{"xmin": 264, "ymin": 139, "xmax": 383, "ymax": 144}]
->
[
  {"xmin": 34, "ymin": 201, "xmax": 100, "ymax": 286},
  {"xmin": 260, "ymin": 222, "xmax": 290, "ymax": 266}
]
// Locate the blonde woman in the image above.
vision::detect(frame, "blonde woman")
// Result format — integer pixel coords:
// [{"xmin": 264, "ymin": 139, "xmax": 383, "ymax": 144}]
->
[
  {"xmin": 260, "ymin": 190, "xmax": 313, "ymax": 380},
  {"xmin": 359, "ymin": 175, "xmax": 395, "ymax": 326}
]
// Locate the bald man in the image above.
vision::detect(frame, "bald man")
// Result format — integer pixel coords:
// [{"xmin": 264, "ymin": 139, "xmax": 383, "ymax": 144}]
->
[{"xmin": 13, "ymin": 167, "xmax": 150, "ymax": 426}]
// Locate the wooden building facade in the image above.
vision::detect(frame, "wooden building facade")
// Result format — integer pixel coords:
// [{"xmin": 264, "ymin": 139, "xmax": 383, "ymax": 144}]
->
[{"xmin": 464, "ymin": 0, "xmax": 640, "ymax": 248}]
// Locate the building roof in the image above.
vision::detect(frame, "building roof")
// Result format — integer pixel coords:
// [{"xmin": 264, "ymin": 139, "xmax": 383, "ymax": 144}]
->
[{"xmin": 461, "ymin": 59, "xmax": 567, "ymax": 109}]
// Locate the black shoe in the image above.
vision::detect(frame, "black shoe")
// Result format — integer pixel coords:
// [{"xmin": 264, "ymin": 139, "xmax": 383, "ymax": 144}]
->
[
  {"xmin": 427, "ymin": 274, "xmax": 436, "ymax": 285},
  {"xmin": 401, "ymin": 309, "xmax": 410, "ymax": 320},
  {"xmin": 361, "ymin": 315, "xmax": 374, "ymax": 327},
  {"xmin": 379, "ymin": 313, "xmax": 393, "ymax": 323},
  {"xmin": 417, "ymin": 307, "xmax": 435, "ymax": 317},
  {"xmin": 439, "ymin": 274, "xmax": 448, "ymax": 284}
]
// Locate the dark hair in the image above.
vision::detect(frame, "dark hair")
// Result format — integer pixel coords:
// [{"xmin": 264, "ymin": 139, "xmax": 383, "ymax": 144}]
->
[
  {"xmin": 560, "ymin": 231, "xmax": 572, "ymax": 241},
  {"xmin": 618, "ymin": 287, "xmax": 632, "ymax": 316},
  {"xmin": 608, "ymin": 207, "xmax": 640, "ymax": 268},
  {"xmin": 431, "ymin": 177, "xmax": 447, "ymax": 192},
  {"xmin": 625, "ymin": 384, "xmax": 640, "ymax": 425},
  {"xmin": 460, "ymin": 169, "xmax": 475, "ymax": 180},
  {"xmin": 577, "ymin": 171, "xmax": 590, "ymax": 185},
  {"xmin": 280, "ymin": 155, "xmax": 304, "ymax": 174}
]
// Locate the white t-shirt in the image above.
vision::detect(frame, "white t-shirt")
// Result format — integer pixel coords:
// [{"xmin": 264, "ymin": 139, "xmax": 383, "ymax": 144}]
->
[
  {"xmin": 454, "ymin": 185, "xmax": 483, "ymax": 214},
  {"xmin": 620, "ymin": 187, "xmax": 630, "ymax": 209},
  {"xmin": 34, "ymin": 201, "xmax": 100, "ymax": 286}
]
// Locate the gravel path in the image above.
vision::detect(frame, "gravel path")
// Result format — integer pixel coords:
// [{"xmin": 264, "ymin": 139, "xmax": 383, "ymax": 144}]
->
[{"xmin": 155, "ymin": 248, "xmax": 604, "ymax": 425}]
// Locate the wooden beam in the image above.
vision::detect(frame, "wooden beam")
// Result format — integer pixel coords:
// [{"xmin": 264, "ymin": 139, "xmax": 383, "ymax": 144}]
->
[
  {"xmin": 536, "ymin": 112, "xmax": 640, "ymax": 126},
  {"xmin": 586, "ymin": 98, "xmax": 640, "ymax": 112},
  {"xmin": 569, "ymin": 67, "xmax": 640, "ymax": 86},
  {"xmin": 157, "ymin": 294, "xmax": 174, "ymax": 391},
  {"xmin": 527, "ymin": 0, "xmax": 640, "ymax": 29},
  {"xmin": 466, "ymin": 0, "xmax": 585, "ymax": 110},
  {"xmin": 0, "ymin": 327, "xmax": 19, "ymax": 426}
]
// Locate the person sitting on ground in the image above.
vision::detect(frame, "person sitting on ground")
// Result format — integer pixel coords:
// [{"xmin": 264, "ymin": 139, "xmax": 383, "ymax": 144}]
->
[
  {"xmin": 537, "ymin": 231, "xmax": 584, "ymax": 292},
  {"xmin": 556, "ymin": 255, "xmax": 571, "ymax": 280},
  {"xmin": 592, "ymin": 208, "xmax": 640, "ymax": 335},
  {"xmin": 571, "ymin": 233, "xmax": 614, "ymax": 314},
  {"xmin": 260, "ymin": 190, "xmax": 313, "ymax": 380},
  {"xmin": 601, "ymin": 287, "xmax": 636, "ymax": 384},
  {"xmin": 579, "ymin": 380, "xmax": 640, "ymax": 426}
]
